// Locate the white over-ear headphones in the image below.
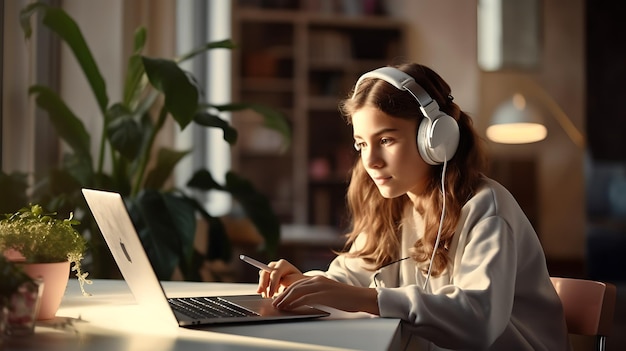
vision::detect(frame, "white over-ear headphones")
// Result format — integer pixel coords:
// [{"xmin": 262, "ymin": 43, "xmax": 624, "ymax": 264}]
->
[{"xmin": 352, "ymin": 67, "xmax": 460, "ymax": 165}]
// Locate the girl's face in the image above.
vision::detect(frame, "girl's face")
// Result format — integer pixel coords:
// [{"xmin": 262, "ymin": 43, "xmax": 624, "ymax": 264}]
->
[{"xmin": 352, "ymin": 106, "xmax": 430, "ymax": 201}]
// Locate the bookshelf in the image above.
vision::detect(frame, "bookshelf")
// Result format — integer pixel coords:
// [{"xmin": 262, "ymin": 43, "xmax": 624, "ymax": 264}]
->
[{"xmin": 230, "ymin": 1, "xmax": 406, "ymax": 238}]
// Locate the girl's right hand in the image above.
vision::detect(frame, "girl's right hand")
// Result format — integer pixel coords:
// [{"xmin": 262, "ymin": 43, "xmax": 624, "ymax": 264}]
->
[{"xmin": 256, "ymin": 259, "xmax": 306, "ymax": 298}]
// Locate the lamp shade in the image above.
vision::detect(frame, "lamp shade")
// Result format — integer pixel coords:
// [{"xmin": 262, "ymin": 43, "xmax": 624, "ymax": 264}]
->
[{"xmin": 486, "ymin": 93, "xmax": 548, "ymax": 144}]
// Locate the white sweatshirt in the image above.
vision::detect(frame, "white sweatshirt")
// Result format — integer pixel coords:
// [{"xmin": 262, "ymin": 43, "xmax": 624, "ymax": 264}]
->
[{"xmin": 308, "ymin": 178, "xmax": 571, "ymax": 350}]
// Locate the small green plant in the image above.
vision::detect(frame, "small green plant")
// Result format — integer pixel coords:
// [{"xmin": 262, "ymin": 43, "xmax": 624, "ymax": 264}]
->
[
  {"xmin": 0, "ymin": 204, "xmax": 90, "ymax": 295},
  {"xmin": 0, "ymin": 256, "xmax": 34, "ymax": 307}
]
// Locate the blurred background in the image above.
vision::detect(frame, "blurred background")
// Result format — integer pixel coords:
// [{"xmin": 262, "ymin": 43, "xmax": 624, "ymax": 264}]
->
[{"xmin": 2, "ymin": 0, "xmax": 625, "ymax": 349}]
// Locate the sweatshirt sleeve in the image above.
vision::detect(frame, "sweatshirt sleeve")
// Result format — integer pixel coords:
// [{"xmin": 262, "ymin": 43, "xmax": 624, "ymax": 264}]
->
[
  {"xmin": 305, "ymin": 233, "xmax": 377, "ymax": 287},
  {"xmin": 377, "ymin": 216, "xmax": 517, "ymax": 350}
]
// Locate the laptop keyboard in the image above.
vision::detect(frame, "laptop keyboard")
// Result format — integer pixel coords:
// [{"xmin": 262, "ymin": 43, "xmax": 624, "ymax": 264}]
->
[{"xmin": 168, "ymin": 296, "xmax": 259, "ymax": 319}]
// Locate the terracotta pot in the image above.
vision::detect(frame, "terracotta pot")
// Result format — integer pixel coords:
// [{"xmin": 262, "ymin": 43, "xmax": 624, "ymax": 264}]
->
[{"xmin": 19, "ymin": 261, "xmax": 70, "ymax": 320}]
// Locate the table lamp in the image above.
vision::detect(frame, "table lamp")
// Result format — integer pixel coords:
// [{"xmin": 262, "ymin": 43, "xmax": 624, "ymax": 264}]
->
[{"xmin": 486, "ymin": 80, "xmax": 586, "ymax": 148}]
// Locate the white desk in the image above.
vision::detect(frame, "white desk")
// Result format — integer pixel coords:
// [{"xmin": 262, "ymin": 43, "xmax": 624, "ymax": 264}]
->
[{"xmin": 3, "ymin": 279, "xmax": 402, "ymax": 351}]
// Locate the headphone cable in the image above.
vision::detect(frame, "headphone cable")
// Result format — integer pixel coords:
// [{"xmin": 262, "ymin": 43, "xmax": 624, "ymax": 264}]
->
[{"xmin": 423, "ymin": 157, "xmax": 448, "ymax": 289}]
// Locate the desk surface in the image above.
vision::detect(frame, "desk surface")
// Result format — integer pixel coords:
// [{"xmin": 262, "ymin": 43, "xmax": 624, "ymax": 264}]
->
[{"xmin": 3, "ymin": 279, "xmax": 402, "ymax": 351}]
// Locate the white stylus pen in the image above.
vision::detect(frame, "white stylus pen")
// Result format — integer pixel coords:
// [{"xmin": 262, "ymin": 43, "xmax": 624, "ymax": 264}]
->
[{"xmin": 239, "ymin": 254, "xmax": 274, "ymax": 272}]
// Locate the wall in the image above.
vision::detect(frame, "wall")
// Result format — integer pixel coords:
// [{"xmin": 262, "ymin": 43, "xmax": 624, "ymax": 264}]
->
[
  {"xmin": 398, "ymin": 0, "xmax": 480, "ymax": 116},
  {"xmin": 2, "ymin": 0, "xmax": 37, "ymax": 174},
  {"xmin": 391, "ymin": 0, "xmax": 586, "ymax": 262}
]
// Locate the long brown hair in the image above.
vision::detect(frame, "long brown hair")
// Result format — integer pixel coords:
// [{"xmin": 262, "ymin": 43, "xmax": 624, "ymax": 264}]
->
[{"xmin": 339, "ymin": 63, "xmax": 487, "ymax": 276}]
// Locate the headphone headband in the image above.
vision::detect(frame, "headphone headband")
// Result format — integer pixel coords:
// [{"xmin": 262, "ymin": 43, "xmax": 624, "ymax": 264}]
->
[
  {"xmin": 353, "ymin": 67, "xmax": 432, "ymax": 105},
  {"xmin": 353, "ymin": 67, "xmax": 444, "ymax": 124}
]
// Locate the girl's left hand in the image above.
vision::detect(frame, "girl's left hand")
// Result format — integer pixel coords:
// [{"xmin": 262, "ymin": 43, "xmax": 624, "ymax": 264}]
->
[{"xmin": 272, "ymin": 275, "xmax": 380, "ymax": 315}]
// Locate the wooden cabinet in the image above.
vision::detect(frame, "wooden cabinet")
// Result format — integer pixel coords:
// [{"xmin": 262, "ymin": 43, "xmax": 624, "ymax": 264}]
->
[{"xmin": 231, "ymin": 1, "xmax": 406, "ymax": 234}]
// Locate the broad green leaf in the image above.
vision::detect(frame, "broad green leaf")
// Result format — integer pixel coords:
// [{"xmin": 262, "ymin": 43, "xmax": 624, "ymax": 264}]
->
[
  {"xmin": 133, "ymin": 27, "xmax": 147, "ymax": 53},
  {"xmin": 177, "ymin": 39, "xmax": 236, "ymax": 63},
  {"xmin": 139, "ymin": 111, "xmax": 156, "ymax": 150},
  {"xmin": 143, "ymin": 148, "xmax": 191, "ymax": 190},
  {"xmin": 29, "ymin": 85, "xmax": 92, "ymax": 159},
  {"xmin": 106, "ymin": 104, "xmax": 143, "ymax": 161},
  {"xmin": 212, "ymin": 103, "xmax": 291, "ymax": 151},
  {"xmin": 21, "ymin": 3, "xmax": 108, "ymax": 113},
  {"xmin": 142, "ymin": 57, "xmax": 198, "ymax": 130},
  {"xmin": 193, "ymin": 112, "xmax": 238, "ymax": 144},
  {"xmin": 160, "ymin": 193, "xmax": 196, "ymax": 261},
  {"xmin": 107, "ymin": 116, "xmax": 143, "ymax": 161},
  {"xmin": 123, "ymin": 27, "xmax": 148, "ymax": 106},
  {"xmin": 186, "ymin": 169, "xmax": 224, "ymax": 191},
  {"xmin": 129, "ymin": 190, "xmax": 196, "ymax": 280},
  {"xmin": 122, "ymin": 54, "xmax": 146, "ymax": 107},
  {"xmin": 128, "ymin": 106, "xmax": 158, "ymax": 190}
]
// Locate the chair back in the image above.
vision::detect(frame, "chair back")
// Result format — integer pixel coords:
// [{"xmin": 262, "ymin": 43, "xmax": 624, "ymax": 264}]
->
[{"xmin": 550, "ymin": 277, "xmax": 617, "ymax": 350}]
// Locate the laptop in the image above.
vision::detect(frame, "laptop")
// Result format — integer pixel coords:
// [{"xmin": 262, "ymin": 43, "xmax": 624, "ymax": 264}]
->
[{"xmin": 81, "ymin": 188, "xmax": 330, "ymax": 327}]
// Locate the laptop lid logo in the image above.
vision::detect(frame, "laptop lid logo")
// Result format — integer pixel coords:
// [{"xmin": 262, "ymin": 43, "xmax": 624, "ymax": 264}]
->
[{"xmin": 120, "ymin": 239, "xmax": 132, "ymax": 263}]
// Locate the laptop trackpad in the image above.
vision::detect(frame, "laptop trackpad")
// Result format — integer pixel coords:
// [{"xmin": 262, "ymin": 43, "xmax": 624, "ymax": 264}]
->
[{"xmin": 224, "ymin": 296, "xmax": 328, "ymax": 317}]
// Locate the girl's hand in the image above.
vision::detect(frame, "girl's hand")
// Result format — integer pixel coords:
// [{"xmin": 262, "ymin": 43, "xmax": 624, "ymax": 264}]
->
[
  {"xmin": 272, "ymin": 275, "xmax": 380, "ymax": 315},
  {"xmin": 256, "ymin": 259, "xmax": 306, "ymax": 298}
]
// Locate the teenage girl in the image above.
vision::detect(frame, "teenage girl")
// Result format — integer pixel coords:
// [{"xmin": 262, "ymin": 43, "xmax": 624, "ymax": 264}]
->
[{"xmin": 256, "ymin": 63, "xmax": 570, "ymax": 350}]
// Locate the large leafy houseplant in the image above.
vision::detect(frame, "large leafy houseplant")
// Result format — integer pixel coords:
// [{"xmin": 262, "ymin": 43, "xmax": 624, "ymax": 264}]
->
[{"xmin": 16, "ymin": 3, "xmax": 289, "ymax": 281}]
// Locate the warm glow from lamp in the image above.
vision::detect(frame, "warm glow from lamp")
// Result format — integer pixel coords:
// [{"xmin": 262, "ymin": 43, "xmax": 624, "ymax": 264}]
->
[{"xmin": 487, "ymin": 93, "xmax": 548, "ymax": 144}]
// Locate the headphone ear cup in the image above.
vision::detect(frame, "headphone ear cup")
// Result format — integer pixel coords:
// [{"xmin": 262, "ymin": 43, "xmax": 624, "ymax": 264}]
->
[
  {"xmin": 417, "ymin": 113, "xmax": 460, "ymax": 165},
  {"xmin": 417, "ymin": 118, "xmax": 433, "ymax": 164}
]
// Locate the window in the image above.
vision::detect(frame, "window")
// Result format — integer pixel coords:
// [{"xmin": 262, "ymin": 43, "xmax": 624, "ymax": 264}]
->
[{"xmin": 175, "ymin": 0, "xmax": 232, "ymax": 215}]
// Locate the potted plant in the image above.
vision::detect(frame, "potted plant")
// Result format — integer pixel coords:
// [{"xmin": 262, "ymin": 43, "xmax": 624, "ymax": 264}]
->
[
  {"xmin": 0, "ymin": 204, "xmax": 90, "ymax": 320},
  {"xmin": 0, "ymin": 256, "xmax": 40, "ymax": 336},
  {"xmin": 14, "ymin": 3, "xmax": 290, "ymax": 281}
]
